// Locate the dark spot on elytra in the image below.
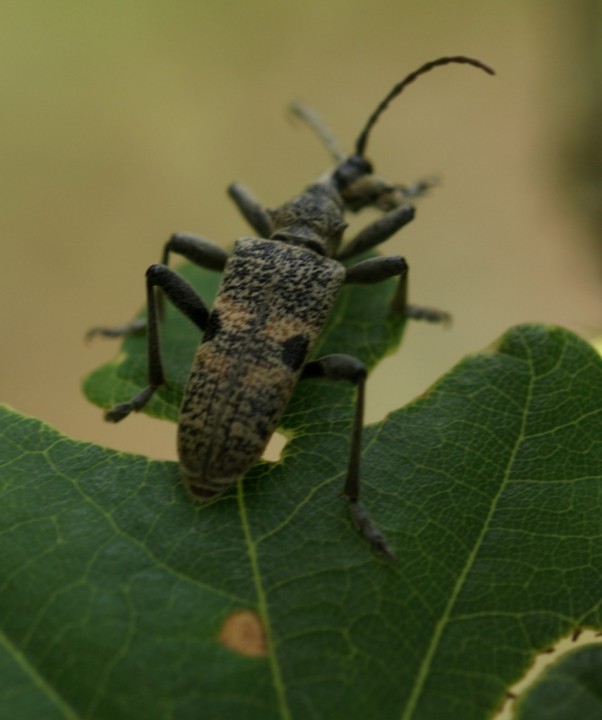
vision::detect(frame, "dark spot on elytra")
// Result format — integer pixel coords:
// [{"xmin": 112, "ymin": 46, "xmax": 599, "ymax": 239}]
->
[{"xmin": 281, "ymin": 334, "xmax": 309, "ymax": 371}]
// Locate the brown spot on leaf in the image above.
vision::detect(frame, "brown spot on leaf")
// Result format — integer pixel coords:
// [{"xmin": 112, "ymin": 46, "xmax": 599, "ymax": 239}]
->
[{"xmin": 218, "ymin": 610, "xmax": 267, "ymax": 657}]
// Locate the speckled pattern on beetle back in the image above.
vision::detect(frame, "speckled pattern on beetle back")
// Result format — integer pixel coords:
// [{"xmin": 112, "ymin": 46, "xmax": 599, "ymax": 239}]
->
[{"xmin": 177, "ymin": 236, "xmax": 346, "ymax": 499}]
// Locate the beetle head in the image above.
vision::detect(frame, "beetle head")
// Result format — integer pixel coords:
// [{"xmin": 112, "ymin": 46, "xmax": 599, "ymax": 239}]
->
[
  {"xmin": 268, "ymin": 183, "xmax": 348, "ymax": 256},
  {"xmin": 331, "ymin": 56, "xmax": 494, "ymax": 213}
]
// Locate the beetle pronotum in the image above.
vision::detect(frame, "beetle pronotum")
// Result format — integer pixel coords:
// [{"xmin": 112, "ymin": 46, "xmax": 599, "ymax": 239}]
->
[{"xmin": 89, "ymin": 56, "xmax": 494, "ymax": 560}]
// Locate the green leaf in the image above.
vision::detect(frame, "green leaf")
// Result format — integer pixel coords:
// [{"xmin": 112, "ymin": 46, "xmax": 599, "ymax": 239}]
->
[
  {"xmin": 2, "ymin": 258, "xmax": 602, "ymax": 719},
  {"xmin": 514, "ymin": 645, "xmax": 602, "ymax": 720}
]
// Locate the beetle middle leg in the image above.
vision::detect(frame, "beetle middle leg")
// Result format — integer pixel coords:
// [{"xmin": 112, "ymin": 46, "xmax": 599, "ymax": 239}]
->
[
  {"xmin": 344, "ymin": 255, "xmax": 450, "ymax": 323},
  {"xmin": 301, "ymin": 353, "xmax": 395, "ymax": 560},
  {"xmin": 104, "ymin": 264, "xmax": 209, "ymax": 423},
  {"xmin": 227, "ymin": 182, "xmax": 274, "ymax": 238},
  {"xmin": 87, "ymin": 234, "xmax": 227, "ymax": 340}
]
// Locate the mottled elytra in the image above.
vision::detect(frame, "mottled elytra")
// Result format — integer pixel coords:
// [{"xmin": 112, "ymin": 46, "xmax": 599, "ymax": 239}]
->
[{"xmin": 88, "ymin": 56, "xmax": 494, "ymax": 560}]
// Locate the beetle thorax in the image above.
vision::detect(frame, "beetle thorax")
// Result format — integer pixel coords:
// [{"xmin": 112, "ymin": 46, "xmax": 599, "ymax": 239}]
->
[{"xmin": 267, "ymin": 183, "xmax": 347, "ymax": 257}]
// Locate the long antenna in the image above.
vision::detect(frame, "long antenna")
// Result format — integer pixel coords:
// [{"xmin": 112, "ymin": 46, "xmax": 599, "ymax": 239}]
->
[
  {"xmin": 355, "ymin": 56, "xmax": 495, "ymax": 157},
  {"xmin": 290, "ymin": 101, "xmax": 346, "ymax": 163}
]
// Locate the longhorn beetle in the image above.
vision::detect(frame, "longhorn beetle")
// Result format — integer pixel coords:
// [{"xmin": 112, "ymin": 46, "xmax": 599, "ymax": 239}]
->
[{"xmin": 89, "ymin": 56, "xmax": 494, "ymax": 560}]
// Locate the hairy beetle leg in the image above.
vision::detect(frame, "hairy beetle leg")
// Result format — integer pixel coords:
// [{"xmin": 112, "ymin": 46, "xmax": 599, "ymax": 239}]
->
[
  {"xmin": 106, "ymin": 385, "xmax": 156, "ymax": 423},
  {"xmin": 161, "ymin": 232, "xmax": 229, "ymax": 271},
  {"xmin": 302, "ymin": 353, "xmax": 395, "ymax": 560},
  {"xmin": 87, "ymin": 234, "xmax": 227, "ymax": 339},
  {"xmin": 86, "ymin": 317, "xmax": 148, "ymax": 341},
  {"xmin": 402, "ymin": 304, "xmax": 451, "ymax": 324},
  {"xmin": 344, "ymin": 254, "xmax": 450, "ymax": 324},
  {"xmin": 104, "ymin": 264, "xmax": 210, "ymax": 423},
  {"xmin": 337, "ymin": 205, "xmax": 415, "ymax": 261},
  {"xmin": 228, "ymin": 182, "xmax": 274, "ymax": 239},
  {"xmin": 156, "ymin": 233, "xmax": 228, "ymax": 319},
  {"xmin": 390, "ymin": 268, "xmax": 451, "ymax": 323}
]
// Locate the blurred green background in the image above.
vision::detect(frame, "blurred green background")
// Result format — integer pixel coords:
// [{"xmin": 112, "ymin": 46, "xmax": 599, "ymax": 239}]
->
[{"xmin": 1, "ymin": 0, "xmax": 601, "ymax": 462}]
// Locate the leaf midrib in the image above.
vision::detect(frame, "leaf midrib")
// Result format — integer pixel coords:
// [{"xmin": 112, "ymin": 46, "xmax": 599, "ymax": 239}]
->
[{"xmin": 237, "ymin": 478, "xmax": 292, "ymax": 720}]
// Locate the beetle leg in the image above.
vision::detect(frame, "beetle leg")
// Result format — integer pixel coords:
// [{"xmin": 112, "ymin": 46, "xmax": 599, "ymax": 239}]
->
[
  {"xmin": 85, "ymin": 316, "xmax": 148, "ymax": 339},
  {"xmin": 104, "ymin": 264, "xmax": 209, "ymax": 423},
  {"xmin": 152, "ymin": 233, "xmax": 229, "ymax": 321},
  {"xmin": 88, "ymin": 234, "xmax": 227, "ymax": 340},
  {"xmin": 227, "ymin": 182, "xmax": 274, "ymax": 238},
  {"xmin": 344, "ymin": 255, "xmax": 451, "ymax": 323},
  {"xmin": 336, "ymin": 205, "xmax": 415, "ymax": 260},
  {"xmin": 161, "ymin": 233, "xmax": 229, "ymax": 271},
  {"xmin": 301, "ymin": 353, "xmax": 395, "ymax": 560}
]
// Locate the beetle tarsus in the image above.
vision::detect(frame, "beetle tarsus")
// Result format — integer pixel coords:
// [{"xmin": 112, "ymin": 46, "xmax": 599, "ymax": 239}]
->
[
  {"xmin": 348, "ymin": 500, "xmax": 396, "ymax": 561},
  {"xmin": 86, "ymin": 317, "xmax": 147, "ymax": 341}
]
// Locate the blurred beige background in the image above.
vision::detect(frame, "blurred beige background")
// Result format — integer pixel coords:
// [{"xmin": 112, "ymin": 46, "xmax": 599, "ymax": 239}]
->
[{"xmin": 1, "ymin": 1, "xmax": 601, "ymax": 462}]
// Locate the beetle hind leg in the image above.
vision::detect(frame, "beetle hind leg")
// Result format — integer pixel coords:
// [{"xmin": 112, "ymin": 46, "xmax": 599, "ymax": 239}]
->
[
  {"xmin": 301, "ymin": 353, "xmax": 396, "ymax": 560},
  {"xmin": 344, "ymin": 255, "xmax": 451, "ymax": 324},
  {"xmin": 390, "ymin": 268, "xmax": 451, "ymax": 323}
]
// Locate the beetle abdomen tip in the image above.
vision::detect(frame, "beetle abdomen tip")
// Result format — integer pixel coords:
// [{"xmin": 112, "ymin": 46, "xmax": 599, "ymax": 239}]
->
[{"xmin": 182, "ymin": 468, "xmax": 238, "ymax": 502}]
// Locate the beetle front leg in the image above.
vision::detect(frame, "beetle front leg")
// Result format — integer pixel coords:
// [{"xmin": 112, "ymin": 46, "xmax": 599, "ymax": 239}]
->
[
  {"xmin": 344, "ymin": 256, "xmax": 451, "ymax": 323},
  {"xmin": 301, "ymin": 353, "xmax": 395, "ymax": 560},
  {"xmin": 105, "ymin": 264, "xmax": 209, "ymax": 423},
  {"xmin": 228, "ymin": 182, "xmax": 274, "ymax": 238}
]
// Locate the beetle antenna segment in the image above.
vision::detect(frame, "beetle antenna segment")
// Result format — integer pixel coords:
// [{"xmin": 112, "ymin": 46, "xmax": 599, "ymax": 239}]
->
[
  {"xmin": 354, "ymin": 55, "xmax": 495, "ymax": 157},
  {"xmin": 290, "ymin": 101, "xmax": 346, "ymax": 163}
]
